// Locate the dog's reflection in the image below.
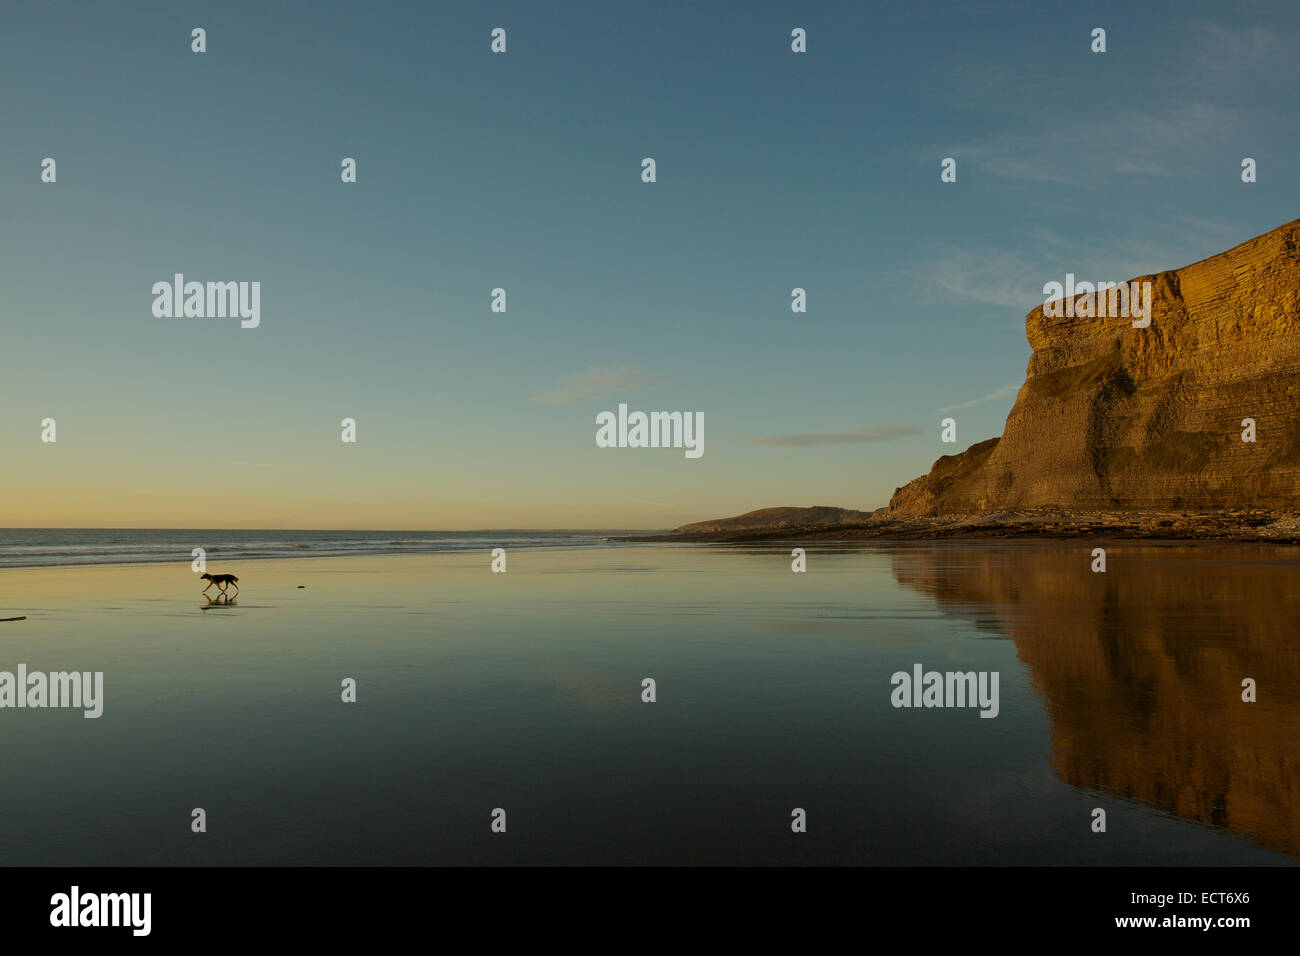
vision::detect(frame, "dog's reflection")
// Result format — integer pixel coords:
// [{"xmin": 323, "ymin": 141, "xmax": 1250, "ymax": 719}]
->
[{"xmin": 201, "ymin": 594, "xmax": 238, "ymax": 609}]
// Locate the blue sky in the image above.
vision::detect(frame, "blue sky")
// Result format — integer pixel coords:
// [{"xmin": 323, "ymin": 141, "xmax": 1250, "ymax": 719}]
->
[{"xmin": 1, "ymin": 0, "xmax": 1296, "ymax": 528}]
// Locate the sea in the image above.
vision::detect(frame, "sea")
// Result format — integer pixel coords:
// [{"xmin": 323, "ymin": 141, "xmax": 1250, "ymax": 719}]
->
[{"xmin": 0, "ymin": 528, "xmax": 649, "ymax": 570}]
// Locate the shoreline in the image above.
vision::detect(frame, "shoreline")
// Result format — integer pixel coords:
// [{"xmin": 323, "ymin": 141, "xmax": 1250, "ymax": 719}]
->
[
  {"xmin": 615, "ymin": 511, "xmax": 1300, "ymax": 545},
  {"xmin": 6, "ymin": 514, "xmax": 1300, "ymax": 571},
  {"xmin": 0, "ymin": 541, "xmax": 665, "ymax": 573}
]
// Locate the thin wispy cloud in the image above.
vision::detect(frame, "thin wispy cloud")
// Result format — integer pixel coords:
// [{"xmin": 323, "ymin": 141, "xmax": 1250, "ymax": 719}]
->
[
  {"xmin": 936, "ymin": 102, "xmax": 1244, "ymax": 187},
  {"xmin": 1184, "ymin": 21, "xmax": 1300, "ymax": 88},
  {"xmin": 924, "ymin": 247, "xmax": 1045, "ymax": 311},
  {"xmin": 915, "ymin": 217, "xmax": 1248, "ymax": 315},
  {"xmin": 930, "ymin": 16, "xmax": 1286, "ymax": 190},
  {"xmin": 943, "ymin": 20, "xmax": 1299, "ymax": 112},
  {"xmin": 937, "ymin": 383, "xmax": 1020, "ymax": 414},
  {"xmin": 535, "ymin": 366, "xmax": 667, "ymax": 405},
  {"xmin": 751, "ymin": 425, "xmax": 923, "ymax": 448}
]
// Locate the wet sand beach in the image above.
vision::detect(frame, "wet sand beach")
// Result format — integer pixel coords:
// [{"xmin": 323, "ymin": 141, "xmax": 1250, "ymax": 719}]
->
[{"xmin": 0, "ymin": 544, "xmax": 1295, "ymax": 865}]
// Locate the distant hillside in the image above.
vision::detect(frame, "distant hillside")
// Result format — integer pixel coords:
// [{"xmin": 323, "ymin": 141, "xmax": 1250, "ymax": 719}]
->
[{"xmin": 676, "ymin": 506, "xmax": 872, "ymax": 534}]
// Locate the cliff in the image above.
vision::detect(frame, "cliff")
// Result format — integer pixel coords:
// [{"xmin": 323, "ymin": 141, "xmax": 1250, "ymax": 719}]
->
[{"xmin": 886, "ymin": 218, "xmax": 1300, "ymax": 516}]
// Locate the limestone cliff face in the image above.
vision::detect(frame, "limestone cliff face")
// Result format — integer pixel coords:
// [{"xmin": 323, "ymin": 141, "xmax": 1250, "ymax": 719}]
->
[{"xmin": 888, "ymin": 219, "xmax": 1300, "ymax": 515}]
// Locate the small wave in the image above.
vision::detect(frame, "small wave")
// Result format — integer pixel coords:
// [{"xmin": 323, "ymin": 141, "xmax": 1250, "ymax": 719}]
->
[{"xmin": 0, "ymin": 530, "xmax": 635, "ymax": 569}]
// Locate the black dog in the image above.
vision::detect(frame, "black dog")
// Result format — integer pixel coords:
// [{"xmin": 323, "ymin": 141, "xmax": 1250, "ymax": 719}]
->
[{"xmin": 200, "ymin": 573, "xmax": 239, "ymax": 594}]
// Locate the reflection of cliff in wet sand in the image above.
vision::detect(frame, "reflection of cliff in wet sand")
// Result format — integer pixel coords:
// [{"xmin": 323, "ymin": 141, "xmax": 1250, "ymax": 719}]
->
[{"xmin": 890, "ymin": 543, "xmax": 1300, "ymax": 858}]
